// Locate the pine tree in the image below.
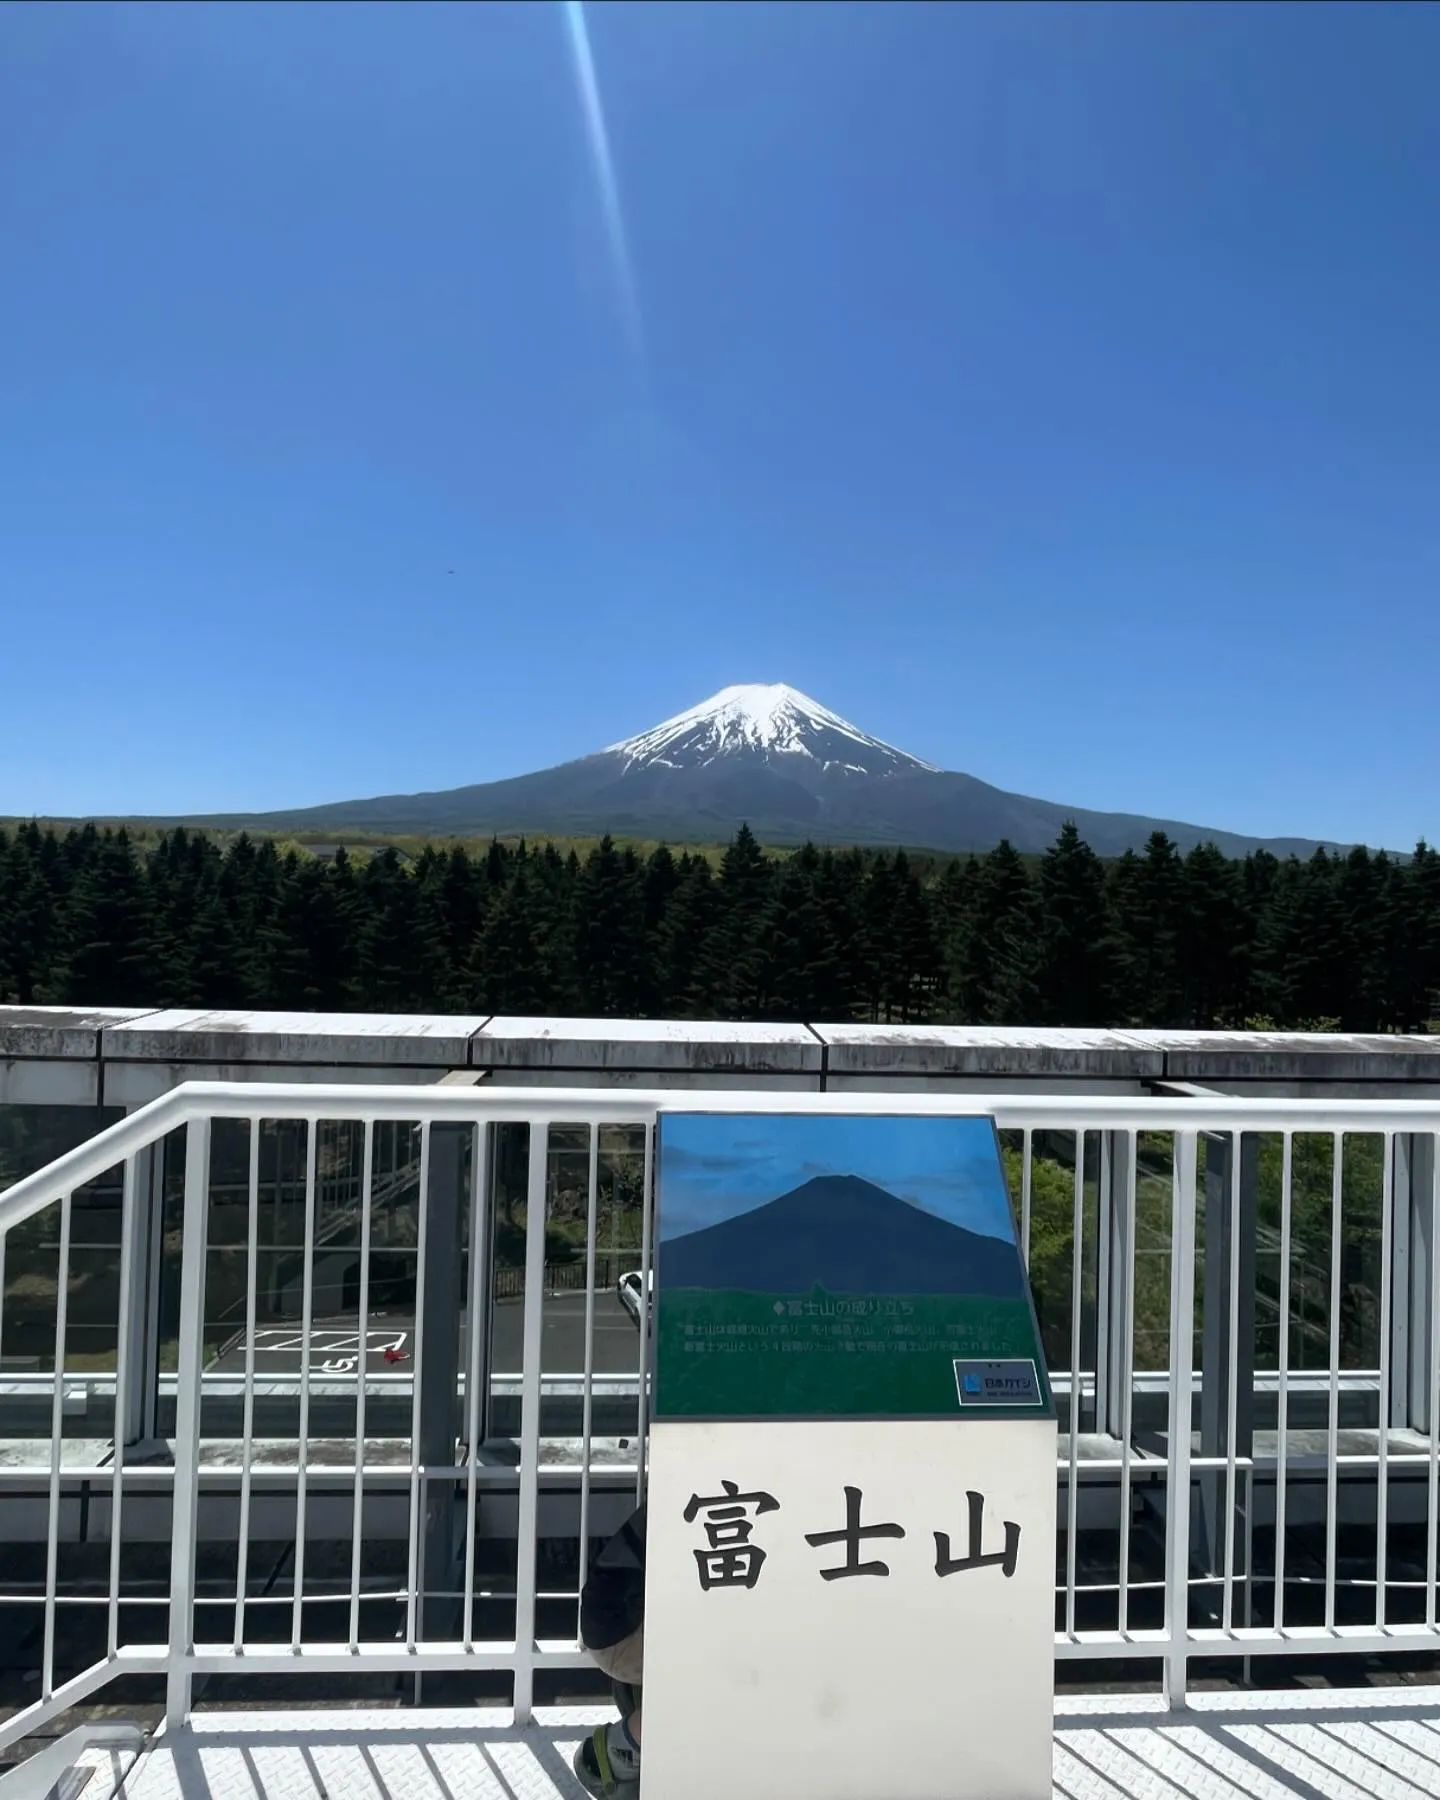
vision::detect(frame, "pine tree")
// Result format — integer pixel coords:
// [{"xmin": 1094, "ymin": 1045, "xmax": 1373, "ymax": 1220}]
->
[
  {"xmin": 574, "ymin": 836, "xmax": 647, "ymax": 1015},
  {"xmin": 1337, "ymin": 846, "xmax": 1385, "ymax": 1032},
  {"xmin": 1289, "ymin": 850, "xmax": 1347, "ymax": 1028},
  {"xmin": 859, "ymin": 853, "xmax": 900, "ymax": 1021},
  {"xmin": 660, "ymin": 857, "xmax": 722, "ymax": 1016},
  {"xmin": 0, "ymin": 830, "xmax": 55, "ymax": 1003},
  {"xmin": 475, "ymin": 860, "xmax": 551, "ymax": 1013},
  {"xmin": 1036, "ymin": 824, "xmax": 1112, "ymax": 1026},
  {"xmin": 60, "ymin": 829, "xmax": 155, "ymax": 1004},
  {"xmin": 696, "ymin": 826, "xmax": 775, "ymax": 1018},
  {"xmin": 888, "ymin": 850, "xmax": 941, "ymax": 1022},
  {"xmin": 1403, "ymin": 843, "xmax": 1440, "ymax": 1029},
  {"xmin": 813, "ymin": 849, "xmax": 866, "ymax": 1022},
  {"xmin": 353, "ymin": 850, "xmax": 444, "ymax": 1011},
  {"xmin": 1237, "ymin": 850, "xmax": 1281, "ymax": 1024},
  {"xmin": 1108, "ymin": 833, "xmax": 1184, "ymax": 1026},
  {"xmin": 766, "ymin": 843, "xmax": 842, "ymax": 1020},
  {"xmin": 1178, "ymin": 842, "xmax": 1243, "ymax": 1028},
  {"xmin": 438, "ymin": 845, "xmax": 485, "ymax": 991},
  {"xmin": 938, "ymin": 856, "xmax": 981, "ymax": 1021},
  {"xmin": 639, "ymin": 846, "xmax": 681, "ymax": 1014},
  {"xmin": 954, "ymin": 841, "xmax": 1039, "ymax": 1024}
]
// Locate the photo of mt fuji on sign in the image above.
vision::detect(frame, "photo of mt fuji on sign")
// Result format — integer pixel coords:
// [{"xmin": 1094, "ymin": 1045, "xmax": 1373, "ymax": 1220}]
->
[{"xmin": 653, "ymin": 1112, "xmax": 1052, "ymax": 1423}]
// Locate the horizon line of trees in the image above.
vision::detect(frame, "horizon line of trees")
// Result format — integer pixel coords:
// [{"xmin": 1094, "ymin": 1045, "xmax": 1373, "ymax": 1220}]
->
[{"xmin": 2, "ymin": 818, "xmax": 1439, "ymax": 1032}]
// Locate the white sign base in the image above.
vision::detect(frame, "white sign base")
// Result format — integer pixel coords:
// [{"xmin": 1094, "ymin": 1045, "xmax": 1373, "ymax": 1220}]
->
[{"xmin": 640, "ymin": 1417, "xmax": 1056, "ymax": 1800}]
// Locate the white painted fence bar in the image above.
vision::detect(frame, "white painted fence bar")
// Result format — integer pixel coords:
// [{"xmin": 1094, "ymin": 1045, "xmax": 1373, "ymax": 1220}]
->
[
  {"xmin": 1428, "ymin": 1131, "xmax": 1440, "ymax": 1631},
  {"xmin": 3, "ymin": 1075, "xmax": 1440, "ymax": 1758}
]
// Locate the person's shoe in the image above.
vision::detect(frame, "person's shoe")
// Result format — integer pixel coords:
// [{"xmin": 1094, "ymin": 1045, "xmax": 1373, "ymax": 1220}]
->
[{"xmin": 572, "ymin": 1721, "xmax": 640, "ymax": 1795}]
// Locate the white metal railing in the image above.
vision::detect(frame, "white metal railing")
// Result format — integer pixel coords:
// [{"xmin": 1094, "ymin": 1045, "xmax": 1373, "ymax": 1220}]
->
[{"xmin": 0, "ymin": 1081, "xmax": 1439, "ymax": 1754}]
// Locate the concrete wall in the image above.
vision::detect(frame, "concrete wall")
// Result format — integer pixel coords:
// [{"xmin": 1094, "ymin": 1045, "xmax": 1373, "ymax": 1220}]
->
[{"xmin": 4, "ymin": 1008, "xmax": 1440, "ymax": 1110}]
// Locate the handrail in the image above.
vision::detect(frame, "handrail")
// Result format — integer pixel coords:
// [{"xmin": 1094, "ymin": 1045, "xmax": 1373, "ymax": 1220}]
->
[
  {"xmin": 0, "ymin": 1086, "xmax": 182, "ymax": 1232},
  {"xmin": 7, "ymin": 1074, "xmax": 1440, "ymax": 1238},
  {"xmin": 160, "ymin": 1080, "xmax": 1440, "ymax": 1127},
  {"xmin": 0, "ymin": 1722, "xmax": 145, "ymax": 1800}
]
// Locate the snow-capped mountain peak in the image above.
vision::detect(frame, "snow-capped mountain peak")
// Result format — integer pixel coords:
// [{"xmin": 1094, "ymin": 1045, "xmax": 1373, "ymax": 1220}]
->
[{"xmin": 605, "ymin": 683, "xmax": 937, "ymax": 775}]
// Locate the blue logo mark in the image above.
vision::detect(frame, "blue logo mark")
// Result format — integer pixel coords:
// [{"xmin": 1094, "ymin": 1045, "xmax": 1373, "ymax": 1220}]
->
[{"xmin": 963, "ymin": 1373, "xmax": 983, "ymax": 1395}]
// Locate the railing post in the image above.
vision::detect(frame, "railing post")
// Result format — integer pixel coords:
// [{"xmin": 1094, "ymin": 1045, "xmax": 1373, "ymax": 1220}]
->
[
  {"xmin": 511, "ymin": 1123, "xmax": 549, "ymax": 1725},
  {"xmin": 119, "ymin": 1139, "xmax": 166, "ymax": 1449},
  {"xmin": 1396, "ymin": 1134, "xmax": 1436, "ymax": 1432},
  {"xmin": 166, "ymin": 1117, "xmax": 210, "ymax": 1731},
  {"xmin": 1197, "ymin": 1132, "xmax": 1257, "ymax": 1622},
  {"xmin": 1164, "ymin": 1130, "xmax": 1198, "ymax": 1710},
  {"xmin": 417, "ymin": 1123, "xmax": 468, "ymax": 1648},
  {"xmin": 1098, "ymin": 1132, "xmax": 1134, "ymax": 1440}
]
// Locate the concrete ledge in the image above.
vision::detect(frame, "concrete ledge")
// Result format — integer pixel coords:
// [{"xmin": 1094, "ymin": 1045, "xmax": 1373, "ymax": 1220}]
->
[
  {"xmin": 472, "ymin": 1016, "xmax": 823, "ymax": 1078},
  {"xmin": 98, "ymin": 1009, "xmax": 493, "ymax": 1069},
  {"xmin": 2, "ymin": 1011, "xmax": 1440, "ymax": 1102},
  {"xmin": 0, "ymin": 1006, "xmax": 162, "ymax": 1060},
  {"xmin": 1139, "ymin": 1029, "xmax": 1440, "ymax": 1083},
  {"xmin": 815, "ymin": 1024, "xmax": 1164, "ymax": 1080}
]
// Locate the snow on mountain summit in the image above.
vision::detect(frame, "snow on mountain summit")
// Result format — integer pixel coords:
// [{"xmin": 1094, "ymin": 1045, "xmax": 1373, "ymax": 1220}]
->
[{"xmin": 605, "ymin": 683, "xmax": 938, "ymax": 775}]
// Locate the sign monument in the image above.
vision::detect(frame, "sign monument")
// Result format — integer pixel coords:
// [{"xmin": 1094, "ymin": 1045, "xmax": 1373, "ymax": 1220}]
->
[{"xmin": 640, "ymin": 1111, "xmax": 1056, "ymax": 1800}]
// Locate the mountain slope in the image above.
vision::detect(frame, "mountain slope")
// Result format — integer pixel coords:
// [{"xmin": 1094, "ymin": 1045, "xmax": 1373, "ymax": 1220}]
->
[
  {"xmin": 169, "ymin": 682, "xmax": 1346, "ymax": 858},
  {"xmin": 660, "ymin": 1172, "xmax": 1026, "ymax": 1299}
]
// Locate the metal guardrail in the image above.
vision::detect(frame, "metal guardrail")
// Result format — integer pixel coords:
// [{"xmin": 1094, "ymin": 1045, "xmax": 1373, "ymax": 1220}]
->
[{"xmin": 0, "ymin": 1081, "xmax": 1438, "ymax": 1754}]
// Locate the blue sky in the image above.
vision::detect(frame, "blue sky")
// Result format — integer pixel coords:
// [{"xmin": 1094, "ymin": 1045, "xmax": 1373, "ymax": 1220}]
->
[
  {"xmin": 3, "ymin": 3, "xmax": 1437, "ymax": 845},
  {"xmin": 656, "ymin": 1113, "xmax": 1016, "ymax": 1243}
]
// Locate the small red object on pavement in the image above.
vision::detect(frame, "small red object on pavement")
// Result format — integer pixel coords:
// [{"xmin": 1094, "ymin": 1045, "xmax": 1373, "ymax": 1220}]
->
[{"xmin": 383, "ymin": 1346, "xmax": 408, "ymax": 1364}]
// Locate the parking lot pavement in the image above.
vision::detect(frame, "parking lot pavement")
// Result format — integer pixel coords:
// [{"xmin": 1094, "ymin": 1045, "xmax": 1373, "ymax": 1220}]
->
[{"xmin": 206, "ymin": 1291, "xmax": 641, "ymax": 1378}]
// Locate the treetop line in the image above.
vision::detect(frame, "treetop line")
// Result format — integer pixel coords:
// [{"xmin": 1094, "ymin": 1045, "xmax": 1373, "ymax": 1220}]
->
[{"xmin": 1, "ymin": 818, "xmax": 1437, "ymax": 1032}]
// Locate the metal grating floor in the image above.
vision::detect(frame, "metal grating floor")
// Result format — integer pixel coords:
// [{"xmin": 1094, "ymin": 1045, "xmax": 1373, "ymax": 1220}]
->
[{"xmin": 115, "ymin": 1691, "xmax": 1440, "ymax": 1800}]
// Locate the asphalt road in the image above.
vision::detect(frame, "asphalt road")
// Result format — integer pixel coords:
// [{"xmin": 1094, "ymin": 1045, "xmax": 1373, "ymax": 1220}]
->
[{"xmin": 207, "ymin": 1291, "xmax": 641, "ymax": 1377}]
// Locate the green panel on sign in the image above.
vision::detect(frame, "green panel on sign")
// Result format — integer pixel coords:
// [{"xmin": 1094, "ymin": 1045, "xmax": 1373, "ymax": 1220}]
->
[{"xmin": 653, "ymin": 1113, "xmax": 1053, "ymax": 1422}]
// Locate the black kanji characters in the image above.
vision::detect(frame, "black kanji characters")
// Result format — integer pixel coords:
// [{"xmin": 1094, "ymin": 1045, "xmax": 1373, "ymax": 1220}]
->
[
  {"xmin": 803, "ymin": 1485, "xmax": 905, "ymax": 1580},
  {"xmin": 684, "ymin": 1481, "xmax": 780, "ymax": 1591},
  {"xmin": 933, "ymin": 1490, "xmax": 1021, "ymax": 1579},
  {"xmin": 683, "ymin": 1480, "xmax": 1022, "ymax": 1589}
]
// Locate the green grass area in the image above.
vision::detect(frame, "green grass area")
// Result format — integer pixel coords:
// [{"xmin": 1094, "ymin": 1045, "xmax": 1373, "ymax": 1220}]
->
[
  {"xmin": 0, "ymin": 819, "xmax": 747, "ymax": 866},
  {"xmin": 0, "ymin": 817, "xmax": 995, "ymax": 870},
  {"xmin": 655, "ymin": 1285, "xmax": 1047, "ymax": 1420}
]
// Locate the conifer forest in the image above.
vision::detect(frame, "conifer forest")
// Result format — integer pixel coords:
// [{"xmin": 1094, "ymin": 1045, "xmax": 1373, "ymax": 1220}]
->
[{"xmin": 1, "ymin": 818, "xmax": 1437, "ymax": 1032}]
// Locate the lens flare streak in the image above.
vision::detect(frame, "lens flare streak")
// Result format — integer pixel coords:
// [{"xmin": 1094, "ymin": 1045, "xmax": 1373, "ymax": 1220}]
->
[{"xmin": 562, "ymin": 0, "xmax": 644, "ymax": 363}]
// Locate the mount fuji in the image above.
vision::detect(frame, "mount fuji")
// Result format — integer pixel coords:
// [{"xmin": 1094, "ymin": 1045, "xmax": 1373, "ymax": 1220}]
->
[{"xmin": 200, "ymin": 683, "xmax": 1338, "ymax": 858}]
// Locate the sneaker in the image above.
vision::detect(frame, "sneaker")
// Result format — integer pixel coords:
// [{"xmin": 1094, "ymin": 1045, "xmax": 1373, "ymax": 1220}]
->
[{"xmin": 572, "ymin": 1722, "xmax": 640, "ymax": 1796}]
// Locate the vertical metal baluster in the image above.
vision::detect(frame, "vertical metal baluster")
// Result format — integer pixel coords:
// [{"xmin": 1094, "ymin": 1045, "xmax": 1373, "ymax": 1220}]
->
[
  {"xmin": 42, "ymin": 1192, "xmax": 74, "ymax": 1703},
  {"xmin": 1164, "ymin": 1132, "xmax": 1198, "ymax": 1710},
  {"xmin": 167, "ymin": 1116, "xmax": 211, "ymax": 1728},
  {"xmin": 1222, "ymin": 1133, "xmax": 1242, "ymax": 1634},
  {"xmin": 461, "ymin": 1123, "xmax": 489, "ymax": 1654},
  {"xmin": 108, "ymin": 1157, "xmax": 139, "ymax": 1661},
  {"xmin": 512, "ymin": 1122, "xmax": 549, "ymax": 1724},
  {"xmin": 348, "ymin": 1120, "xmax": 376, "ymax": 1650},
  {"xmin": 1324, "ymin": 1133, "xmax": 1343, "ymax": 1634},
  {"xmin": 291, "ymin": 1120, "xmax": 320, "ymax": 1652},
  {"xmin": 1065, "ymin": 1132, "xmax": 1084, "ymax": 1640},
  {"xmin": 634, "ymin": 1120, "xmax": 655, "ymax": 1506},
  {"xmin": 577, "ymin": 1126, "xmax": 600, "ymax": 1623},
  {"xmin": 0, "ymin": 1223, "xmax": 8, "ymax": 1390},
  {"xmin": 1274, "ymin": 1135, "xmax": 1293, "ymax": 1634},
  {"xmin": 404, "ymin": 1123, "xmax": 433, "ymax": 1652},
  {"xmin": 1118, "ymin": 1131, "xmax": 1138, "ymax": 1637},
  {"xmin": 1376, "ymin": 1132, "xmax": 1394, "ymax": 1631},
  {"xmin": 1426, "ymin": 1132, "xmax": 1439, "ymax": 1631},
  {"xmin": 234, "ymin": 1122, "xmax": 261, "ymax": 1650}
]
